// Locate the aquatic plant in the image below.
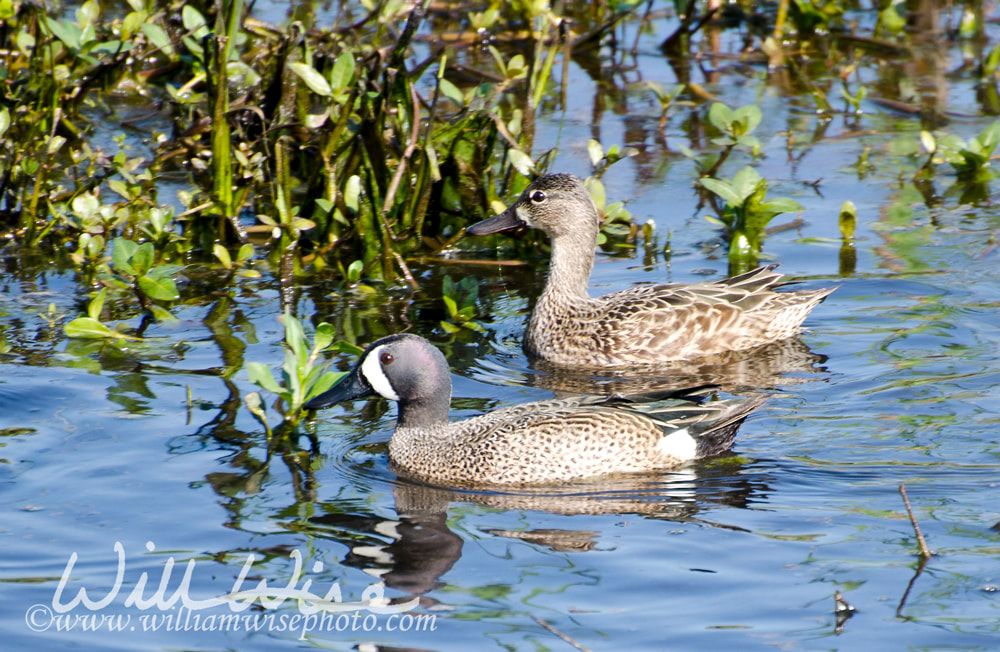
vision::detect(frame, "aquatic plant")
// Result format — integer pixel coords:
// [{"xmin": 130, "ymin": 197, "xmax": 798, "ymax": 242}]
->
[
  {"xmin": 699, "ymin": 166, "xmax": 803, "ymax": 272},
  {"xmin": 246, "ymin": 312, "xmax": 347, "ymax": 431},
  {"xmin": 440, "ymin": 275, "xmax": 484, "ymax": 334}
]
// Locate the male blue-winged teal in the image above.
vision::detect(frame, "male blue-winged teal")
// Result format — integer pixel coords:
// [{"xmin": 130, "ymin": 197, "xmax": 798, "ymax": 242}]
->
[
  {"xmin": 306, "ymin": 333, "xmax": 766, "ymax": 486},
  {"xmin": 466, "ymin": 173, "xmax": 835, "ymax": 368}
]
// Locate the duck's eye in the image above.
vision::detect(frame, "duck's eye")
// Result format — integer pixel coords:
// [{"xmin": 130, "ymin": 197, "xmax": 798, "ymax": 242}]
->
[
  {"xmin": 530, "ymin": 190, "xmax": 547, "ymax": 203},
  {"xmin": 380, "ymin": 352, "xmax": 394, "ymax": 365}
]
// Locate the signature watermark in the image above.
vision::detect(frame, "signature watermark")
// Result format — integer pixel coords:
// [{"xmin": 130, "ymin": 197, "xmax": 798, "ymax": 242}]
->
[{"xmin": 24, "ymin": 541, "xmax": 436, "ymax": 639}]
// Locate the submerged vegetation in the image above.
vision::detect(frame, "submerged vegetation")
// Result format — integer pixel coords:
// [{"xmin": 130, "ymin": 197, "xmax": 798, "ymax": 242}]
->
[{"xmin": 0, "ymin": 0, "xmax": 998, "ymax": 428}]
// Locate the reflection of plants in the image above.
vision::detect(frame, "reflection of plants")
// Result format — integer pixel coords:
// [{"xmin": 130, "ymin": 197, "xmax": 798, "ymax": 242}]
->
[
  {"xmin": 246, "ymin": 312, "xmax": 349, "ymax": 431},
  {"xmin": 699, "ymin": 166, "xmax": 803, "ymax": 271},
  {"xmin": 646, "ymin": 82, "xmax": 690, "ymax": 145},
  {"xmin": 440, "ymin": 276, "xmax": 484, "ymax": 334},
  {"xmin": 840, "ymin": 75, "xmax": 868, "ymax": 115}
]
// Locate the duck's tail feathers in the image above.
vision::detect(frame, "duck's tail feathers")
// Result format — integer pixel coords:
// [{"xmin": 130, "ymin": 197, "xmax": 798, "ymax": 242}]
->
[{"xmin": 692, "ymin": 394, "xmax": 769, "ymax": 459}]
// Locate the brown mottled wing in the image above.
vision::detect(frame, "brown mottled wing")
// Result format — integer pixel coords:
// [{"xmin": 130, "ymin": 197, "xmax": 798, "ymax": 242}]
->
[
  {"xmin": 590, "ymin": 265, "xmax": 828, "ymax": 361},
  {"xmin": 594, "ymin": 284, "xmax": 747, "ymax": 360}
]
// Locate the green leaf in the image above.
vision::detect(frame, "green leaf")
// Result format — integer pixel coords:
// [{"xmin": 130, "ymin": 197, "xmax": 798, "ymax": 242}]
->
[
  {"xmin": 440, "ymin": 320, "xmax": 461, "ymax": 334},
  {"xmin": 236, "ymin": 243, "xmax": 254, "ymax": 263},
  {"xmin": 507, "ymin": 149, "xmax": 534, "ymax": 176},
  {"xmin": 112, "ymin": 238, "xmax": 138, "ymax": 276},
  {"xmin": 344, "ymin": 175, "xmax": 361, "ymax": 213},
  {"xmin": 759, "ymin": 197, "xmax": 804, "ymax": 215},
  {"xmin": 147, "ymin": 264, "xmax": 184, "ymax": 277},
  {"xmin": 246, "ymin": 362, "xmax": 284, "ymax": 396},
  {"xmin": 731, "ymin": 166, "xmax": 764, "ymax": 200},
  {"xmin": 699, "ymin": 178, "xmax": 741, "ymax": 207},
  {"xmin": 0, "ymin": 107, "xmax": 9, "ymax": 138},
  {"xmin": 977, "ymin": 121, "xmax": 1000, "ymax": 156},
  {"xmin": 313, "ymin": 322, "xmax": 335, "ymax": 353},
  {"xmin": 985, "ymin": 44, "xmax": 1000, "ymax": 77},
  {"xmin": 346, "ymin": 259, "xmax": 363, "ymax": 282},
  {"xmin": 587, "ymin": 139, "xmax": 604, "ymax": 167},
  {"xmin": 331, "ymin": 340, "xmax": 365, "ymax": 356},
  {"xmin": 486, "ymin": 45, "xmax": 507, "ymax": 76},
  {"xmin": 438, "ymin": 78, "xmax": 464, "ymax": 105},
  {"xmin": 46, "ymin": 135, "xmax": 67, "ymax": 156},
  {"xmin": 282, "ymin": 352, "xmax": 302, "ymax": 401},
  {"xmin": 919, "ymin": 130, "xmax": 936, "ymax": 154},
  {"xmin": 839, "ymin": 200, "xmax": 857, "ymax": 240},
  {"xmin": 586, "ymin": 178, "xmax": 607, "ymax": 211},
  {"xmin": 71, "ymin": 192, "xmax": 101, "ymax": 222},
  {"xmin": 44, "ymin": 17, "xmax": 82, "ymax": 51},
  {"xmin": 182, "ymin": 5, "xmax": 209, "ymax": 37},
  {"xmin": 288, "ymin": 62, "xmax": 333, "ymax": 97},
  {"xmin": 329, "ymin": 52, "xmax": 355, "ymax": 92},
  {"xmin": 87, "ymin": 287, "xmax": 107, "ymax": 321},
  {"xmin": 107, "ymin": 179, "xmax": 131, "ymax": 201},
  {"xmin": 137, "ymin": 274, "xmax": 179, "ymax": 301},
  {"xmin": 213, "ymin": 243, "xmax": 232, "ymax": 269},
  {"xmin": 732, "ymin": 105, "xmax": 762, "ymax": 135},
  {"xmin": 131, "ymin": 241, "xmax": 154, "ymax": 276},
  {"xmin": 244, "ymin": 391, "xmax": 266, "ymax": 418},
  {"xmin": 140, "ymin": 23, "xmax": 173, "ymax": 56},
  {"xmin": 442, "ymin": 294, "xmax": 458, "ymax": 318},
  {"xmin": 879, "ymin": 3, "xmax": 905, "ymax": 33},
  {"xmin": 64, "ymin": 317, "xmax": 116, "ymax": 339},
  {"xmin": 505, "ymin": 54, "xmax": 526, "ymax": 80},
  {"xmin": 707, "ymin": 102, "xmax": 733, "ymax": 133},
  {"xmin": 426, "ymin": 142, "xmax": 441, "ymax": 182},
  {"xmin": 77, "ymin": 0, "xmax": 99, "ymax": 27},
  {"xmin": 282, "ymin": 311, "xmax": 308, "ymax": 368},
  {"xmin": 305, "ymin": 371, "xmax": 346, "ymax": 404},
  {"xmin": 149, "ymin": 304, "xmax": 178, "ymax": 323}
]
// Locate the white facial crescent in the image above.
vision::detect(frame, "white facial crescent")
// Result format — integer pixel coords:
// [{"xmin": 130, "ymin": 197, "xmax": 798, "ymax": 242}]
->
[{"xmin": 361, "ymin": 345, "xmax": 400, "ymax": 401}]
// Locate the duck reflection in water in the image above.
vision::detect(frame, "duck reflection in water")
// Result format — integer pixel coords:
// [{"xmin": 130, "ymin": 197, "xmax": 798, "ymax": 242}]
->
[{"xmin": 302, "ymin": 460, "xmax": 771, "ymax": 603}]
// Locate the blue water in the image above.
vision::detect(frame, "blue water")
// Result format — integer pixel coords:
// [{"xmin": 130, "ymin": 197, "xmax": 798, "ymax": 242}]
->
[{"xmin": 4, "ymin": 3, "xmax": 1000, "ymax": 651}]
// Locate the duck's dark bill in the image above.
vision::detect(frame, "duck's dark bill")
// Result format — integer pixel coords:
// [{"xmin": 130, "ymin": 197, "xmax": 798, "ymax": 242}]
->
[
  {"xmin": 305, "ymin": 368, "xmax": 372, "ymax": 409},
  {"xmin": 465, "ymin": 208, "xmax": 522, "ymax": 236}
]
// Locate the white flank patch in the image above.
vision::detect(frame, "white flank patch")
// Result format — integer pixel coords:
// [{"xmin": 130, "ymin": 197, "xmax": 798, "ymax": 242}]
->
[
  {"xmin": 361, "ymin": 345, "xmax": 400, "ymax": 401},
  {"xmin": 656, "ymin": 428, "xmax": 697, "ymax": 461}
]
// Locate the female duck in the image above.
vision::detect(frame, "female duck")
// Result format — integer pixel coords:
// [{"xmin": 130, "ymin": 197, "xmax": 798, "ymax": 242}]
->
[
  {"xmin": 306, "ymin": 333, "xmax": 765, "ymax": 486},
  {"xmin": 466, "ymin": 173, "xmax": 835, "ymax": 367}
]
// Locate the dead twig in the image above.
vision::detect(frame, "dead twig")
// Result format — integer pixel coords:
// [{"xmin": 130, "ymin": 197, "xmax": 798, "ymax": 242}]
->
[
  {"xmin": 899, "ymin": 484, "xmax": 932, "ymax": 558},
  {"xmin": 532, "ymin": 616, "xmax": 592, "ymax": 652}
]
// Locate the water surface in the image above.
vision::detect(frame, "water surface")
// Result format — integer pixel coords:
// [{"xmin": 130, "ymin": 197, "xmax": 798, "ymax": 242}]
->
[{"xmin": 3, "ymin": 3, "xmax": 1000, "ymax": 651}]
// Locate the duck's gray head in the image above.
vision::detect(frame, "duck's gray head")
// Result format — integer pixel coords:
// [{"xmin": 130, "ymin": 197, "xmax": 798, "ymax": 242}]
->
[
  {"xmin": 305, "ymin": 333, "xmax": 452, "ymax": 429},
  {"xmin": 466, "ymin": 173, "xmax": 599, "ymax": 239}
]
